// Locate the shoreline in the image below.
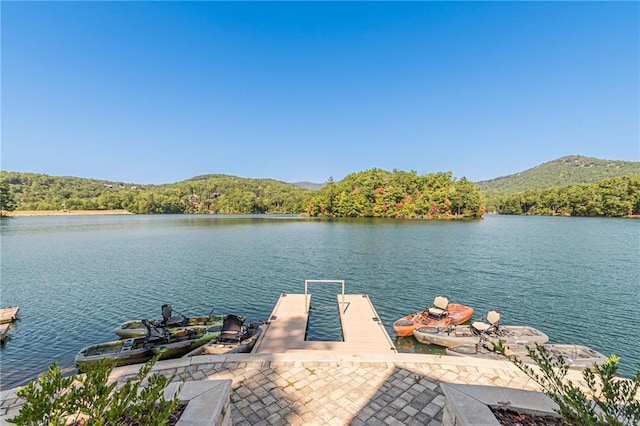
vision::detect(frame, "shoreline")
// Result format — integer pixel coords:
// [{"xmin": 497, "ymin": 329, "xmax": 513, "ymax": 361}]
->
[
  {"xmin": 3, "ymin": 210, "xmax": 639, "ymax": 219},
  {"xmin": 3, "ymin": 209, "xmax": 132, "ymax": 217}
]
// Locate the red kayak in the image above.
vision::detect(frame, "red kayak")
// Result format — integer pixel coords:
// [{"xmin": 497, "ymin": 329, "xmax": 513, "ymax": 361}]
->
[{"xmin": 393, "ymin": 296, "xmax": 474, "ymax": 337}]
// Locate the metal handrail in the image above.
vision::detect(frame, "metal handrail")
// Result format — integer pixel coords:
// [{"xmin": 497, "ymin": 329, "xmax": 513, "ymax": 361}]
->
[{"xmin": 304, "ymin": 279, "xmax": 346, "ymax": 314}]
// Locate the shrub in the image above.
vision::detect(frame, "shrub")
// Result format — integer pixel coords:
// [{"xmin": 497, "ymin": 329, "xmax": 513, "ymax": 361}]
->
[
  {"xmin": 9, "ymin": 356, "xmax": 183, "ymax": 425},
  {"xmin": 504, "ymin": 344, "xmax": 640, "ymax": 426}
]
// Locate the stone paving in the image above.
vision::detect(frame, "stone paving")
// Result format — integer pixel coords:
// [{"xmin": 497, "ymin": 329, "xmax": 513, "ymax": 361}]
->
[
  {"xmin": 1, "ymin": 352, "xmax": 592, "ymax": 425},
  {"xmin": 106, "ymin": 352, "xmax": 577, "ymax": 426}
]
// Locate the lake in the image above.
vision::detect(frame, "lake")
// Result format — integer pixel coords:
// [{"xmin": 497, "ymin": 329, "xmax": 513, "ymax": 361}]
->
[{"xmin": 1, "ymin": 214, "xmax": 638, "ymax": 389}]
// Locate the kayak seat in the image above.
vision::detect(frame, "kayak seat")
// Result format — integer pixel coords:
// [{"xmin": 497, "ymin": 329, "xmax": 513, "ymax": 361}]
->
[
  {"xmin": 161, "ymin": 304, "xmax": 187, "ymax": 328},
  {"xmin": 165, "ymin": 316, "xmax": 187, "ymax": 328},
  {"xmin": 142, "ymin": 319, "xmax": 168, "ymax": 343},
  {"xmin": 220, "ymin": 314, "xmax": 245, "ymax": 341},
  {"xmin": 471, "ymin": 310, "xmax": 502, "ymax": 335},
  {"xmin": 427, "ymin": 295, "xmax": 449, "ymax": 318}
]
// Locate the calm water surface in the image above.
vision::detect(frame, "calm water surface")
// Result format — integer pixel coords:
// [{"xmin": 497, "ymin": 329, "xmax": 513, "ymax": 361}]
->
[{"xmin": 1, "ymin": 214, "xmax": 638, "ymax": 389}]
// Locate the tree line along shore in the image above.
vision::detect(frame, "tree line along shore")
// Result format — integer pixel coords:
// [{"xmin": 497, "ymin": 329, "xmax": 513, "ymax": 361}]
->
[
  {"xmin": 4, "ymin": 209, "xmax": 132, "ymax": 217},
  {"xmin": 2, "ymin": 162, "xmax": 640, "ymax": 218}
]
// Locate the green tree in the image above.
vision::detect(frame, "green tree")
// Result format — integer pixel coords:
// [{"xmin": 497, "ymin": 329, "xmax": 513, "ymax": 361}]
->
[{"xmin": 0, "ymin": 182, "xmax": 17, "ymax": 215}]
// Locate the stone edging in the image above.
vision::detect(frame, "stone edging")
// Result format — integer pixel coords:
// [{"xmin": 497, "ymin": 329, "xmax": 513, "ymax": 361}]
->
[
  {"xmin": 166, "ymin": 380, "xmax": 232, "ymax": 426},
  {"xmin": 440, "ymin": 383, "xmax": 561, "ymax": 425}
]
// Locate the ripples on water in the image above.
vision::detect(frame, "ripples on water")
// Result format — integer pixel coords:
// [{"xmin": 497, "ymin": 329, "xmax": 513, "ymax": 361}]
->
[{"xmin": 0, "ymin": 214, "xmax": 638, "ymax": 389}]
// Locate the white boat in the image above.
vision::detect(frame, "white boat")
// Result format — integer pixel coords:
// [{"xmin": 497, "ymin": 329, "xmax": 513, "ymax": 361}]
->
[
  {"xmin": 413, "ymin": 324, "xmax": 549, "ymax": 347},
  {"xmin": 412, "ymin": 309, "xmax": 548, "ymax": 348},
  {"xmin": 446, "ymin": 343, "xmax": 607, "ymax": 370}
]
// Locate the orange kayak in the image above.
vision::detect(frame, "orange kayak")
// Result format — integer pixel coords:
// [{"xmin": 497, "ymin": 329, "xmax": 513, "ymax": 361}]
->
[{"xmin": 392, "ymin": 303, "xmax": 474, "ymax": 337}]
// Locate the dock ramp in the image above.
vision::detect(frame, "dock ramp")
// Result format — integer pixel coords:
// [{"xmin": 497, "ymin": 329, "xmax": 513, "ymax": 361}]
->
[{"xmin": 253, "ymin": 280, "xmax": 396, "ymax": 354}]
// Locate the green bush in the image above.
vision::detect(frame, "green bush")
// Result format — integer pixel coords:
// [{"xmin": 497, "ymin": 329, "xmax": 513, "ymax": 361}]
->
[
  {"xmin": 504, "ymin": 344, "xmax": 640, "ymax": 425},
  {"xmin": 9, "ymin": 356, "xmax": 183, "ymax": 425}
]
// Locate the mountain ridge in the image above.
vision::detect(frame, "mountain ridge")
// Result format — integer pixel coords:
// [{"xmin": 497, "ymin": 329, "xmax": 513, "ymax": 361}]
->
[
  {"xmin": 2, "ymin": 155, "xmax": 639, "ymax": 217},
  {"xmin": 477, "ymin": 155, "xmax": 640, "ymax": 194},
  {"xmin": 2, "ymin": 154, "xmax": 639, "ymax": 194}
]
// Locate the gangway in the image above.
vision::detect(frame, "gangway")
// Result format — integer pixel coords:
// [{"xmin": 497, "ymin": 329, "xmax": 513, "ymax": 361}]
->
[{"xmin": 252, "ymin": 279, "xmax": 397, "ymax": 354}]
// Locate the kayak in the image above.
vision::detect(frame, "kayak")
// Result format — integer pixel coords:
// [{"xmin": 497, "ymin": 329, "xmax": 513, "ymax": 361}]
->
[
  {"xmin": 114, "ymin": 304, "xmax": 225, "ymax": 338},
  {"xmin": 184, "ymin": 322, "xmax": 265, "ymax": 357},
  {"xmin": 393, "ymin": 296, "xmax": 474, "ymax": 337},
  {"xmin": 413, "ymin": 324, "xmax": 549, "ymax": 348},
  {"xmin": 115, "ymin": 315, "xmax": 224, "ymax": 339},
  {"xmin": 446, "ymin": 343, "xmax": 607, "ymax": 370},
  {"xmin": 76, "ymin": 325, "xmax": 221, "ymax": 370}
]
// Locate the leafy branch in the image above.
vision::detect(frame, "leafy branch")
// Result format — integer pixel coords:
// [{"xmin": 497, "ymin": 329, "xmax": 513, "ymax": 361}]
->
[
  {"xmin": 8, "ymin": 356, "xmax": 183, "ymax": 425},
  {"xmin": 503, "ymin": 344, "xmax": 640, "ymax": 426}
]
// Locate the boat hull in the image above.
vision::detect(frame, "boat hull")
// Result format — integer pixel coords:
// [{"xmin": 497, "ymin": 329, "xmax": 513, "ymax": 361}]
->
[
  {"xmin": 75, "ymin": 329, "xmax": 221, "ymax": 369},
  {"xmin": 445, "ymin": 343, "xmax": 607, "ymax": 370},
  {"xmin": 392, "ymin": 304, "xmax": 474, "ymax": 337},
  {"xmin": 151, "ymin": 331, "xmax": 221, "ymax": 359},
  {"xmin": 75, "ymin": 339, "xmax": 154, "ymax": 369},
  {"xmin": 114, "ymin": 315, "xmax": 223, "ymax": 339},
  {"xmin": 412, "ymin": 324, "xmax": 549, "ymax": 347},
  {"xmin": 184, "ymin": 324, "xmax": 264, "ymax": 357}
]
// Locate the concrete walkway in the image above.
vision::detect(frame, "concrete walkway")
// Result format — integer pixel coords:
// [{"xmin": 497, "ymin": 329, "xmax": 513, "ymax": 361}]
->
[{"xmin": 1, "ymin": 351, "xmax": 588, "ymax": 426}]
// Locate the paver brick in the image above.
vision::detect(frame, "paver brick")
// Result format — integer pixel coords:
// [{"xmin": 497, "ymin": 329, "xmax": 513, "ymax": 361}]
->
[
  {"xmin": 395, "ymin": 410, "xmax": 409, "ymax": 422},
  {"xmin": 368, "ymin": 415, "xmax": 390, "ymax": 426},
  {"xmin": 390, "ymin": 397, "xmax": 407, "ymax": 410},
  {"xmin": 249, "ymin": 401, "xmax": 265, "ymax": 412},
  {"xmin": 265, "ymin": 402, "xmax": 281, "ymax": 414},
  {"xmin": 402, "ymin": 404, "xmax": 419, "ymax": 417},
  {"xmin": 266, "ymin": 412, "xmax": 282, "ymax": 422},
  {"xmin": 4, "ymin": 349, "xmax": 592, "ymax": 426},
  {"xmin": 383, "ymin": 415, "xmax": 405, "ymax": 425},
  {"xmin": 421, "ymin": 402, "xmax": 442, "ymax": 418}
]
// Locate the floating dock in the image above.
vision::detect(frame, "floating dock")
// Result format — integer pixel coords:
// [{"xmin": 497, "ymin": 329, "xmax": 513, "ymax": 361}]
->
[
  {"xmin": 0, "ymin": 307, "xmax": 19, "ymax": 344},
  {"xmin": 253, "ymin": 280, "xmax": 396, "ymax": 354},
  {"xmin": 0, "ymin": 307, "xmax": 19, "ymax": 324}
]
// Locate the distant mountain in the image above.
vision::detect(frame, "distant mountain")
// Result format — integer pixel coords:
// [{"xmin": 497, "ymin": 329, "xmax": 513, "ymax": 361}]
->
[
  {"xmin": 292, "ymin": 181, "xmax": 324, "ymax": 190},
  {"xmin": 477, "ymin": 155, "xmax": 640, "ymax": 194}
]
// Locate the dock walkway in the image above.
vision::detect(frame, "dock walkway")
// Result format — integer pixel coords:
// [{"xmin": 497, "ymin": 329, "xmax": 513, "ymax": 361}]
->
[
  {"xmin": 253, "ymin": 293, "xmax": 396, "ymax": 354},
  {"xmin": 0, "ymin": 307, "xmax": 19, "ymax": 344},
  {"xmin": 0, "ymin": 307, "xmax": 19, "ymax": 325}
]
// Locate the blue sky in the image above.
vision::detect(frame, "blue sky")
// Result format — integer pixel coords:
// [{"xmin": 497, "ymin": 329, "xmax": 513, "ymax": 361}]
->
[{"xmin": 2, "ymin": 1, "xmax": 638, "ymax": 185}]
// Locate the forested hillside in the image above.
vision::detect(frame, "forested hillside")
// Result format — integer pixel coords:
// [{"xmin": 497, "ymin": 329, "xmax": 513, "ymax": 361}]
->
[
  {"xmin": 303, "ymin": 169, "xmax": 483, "ymax": 218},
  {"xmin": 493, "ymin": 176, "xmax": 640, "ymax": 217},
  {"xmin": 478, "ymin": 155, "xmax": 640, "ymax": 193},
  {"xmin": 3, "ymin": 156, "xmax": 639, "ymax": 218},
  {"xmin": 0, "ymin": 172, "xmax": 146, "ymax": 211},
  {"xmin": 0, "ymin": 169, "xmax": 483, "ymax": 218},
  {"xmin": 0, "ymin": 172, "xmax": 309, "ymax": 214}
]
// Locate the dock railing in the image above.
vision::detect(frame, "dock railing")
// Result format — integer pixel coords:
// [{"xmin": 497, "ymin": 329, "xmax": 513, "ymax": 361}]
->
[{"xmin": 304, "ymin": 279, "xmax": 346, "ymax": 314}]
